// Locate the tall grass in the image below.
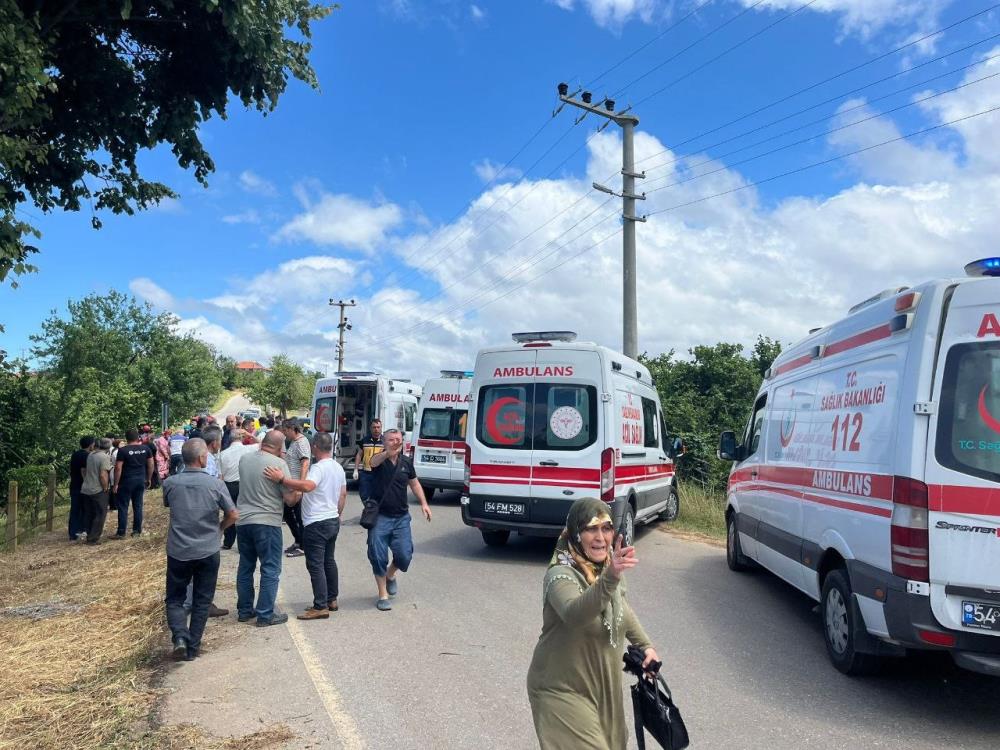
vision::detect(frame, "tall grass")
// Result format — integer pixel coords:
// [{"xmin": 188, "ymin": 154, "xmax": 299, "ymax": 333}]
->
[{"xmin": 675, "ymin": 483, "xmax": 727, "ymax": 539}]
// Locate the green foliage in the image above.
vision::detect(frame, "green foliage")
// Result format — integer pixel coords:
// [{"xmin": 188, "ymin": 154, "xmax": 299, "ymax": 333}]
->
[
  {"xmin": 643, "ymin": 336, "xmax": 782, "ymax": 491},
  {"xmin": 0, "ymin": 0, "xmax": 334, "ymax": 289},
  {"xmin": 0, "ymin": 290, "xmax": 227, "ymax": 482},
  {"xmin": 245, "ymin": 354, "xmax": 314, "ymax": 418}
]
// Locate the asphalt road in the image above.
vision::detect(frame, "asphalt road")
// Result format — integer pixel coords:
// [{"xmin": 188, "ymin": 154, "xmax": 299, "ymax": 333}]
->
[
  {"xmin": 213, "ymin": 392, "xmax": 258, "ymax": 420},
  {"xmin": 162, "ymin": 489, "xmax": 1000, "ymax": 749}
]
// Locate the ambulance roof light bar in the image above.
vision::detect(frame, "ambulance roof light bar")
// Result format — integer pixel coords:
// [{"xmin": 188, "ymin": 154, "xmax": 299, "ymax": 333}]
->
[
  {"xmin": 965, "ymin": 257, "xmax": 1000, "ymax": 277},
  {"xmin": 440, "ymin": 370, "xmax": 474, "ymax": 378},
  {"xmin": 848, "ymin": 287, "xmax": 909, "ymax": 315},
  {"xmin": 335, "ymin": 371, "xmax": 377, "ymax": 377},
  {"xmin": 512, "ymin": 331, "xmax": 577, "ymax": 343}
]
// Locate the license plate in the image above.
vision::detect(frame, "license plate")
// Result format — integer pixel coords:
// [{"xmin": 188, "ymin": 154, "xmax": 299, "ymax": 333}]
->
[
  {"xmin": 962, "ymin": 601, "xmax": 1000, "ymax": 632},
  {"xmin": 420, "ymin": 454, "xmax": 447, "ymax": 464},
  {"xmin": 484, "ymin": 501, "xmax": 526, "ymax": 518}
]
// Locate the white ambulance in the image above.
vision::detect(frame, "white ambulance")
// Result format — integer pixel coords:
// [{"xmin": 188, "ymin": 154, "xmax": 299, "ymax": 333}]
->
[
  {"xmin": 462, "ymin": 331, "xmax": 681, "ymax": 547},
  {"xmin": 413, "ymin": 371, "xmax": 473, "ymax": 499},
  {"xmin": 310, "ymin": 372, "xmax": 421, "ymax": 470},
  {"xmin": 720, "ymin": 259, "xmax": 1000, "ymax": 677}
]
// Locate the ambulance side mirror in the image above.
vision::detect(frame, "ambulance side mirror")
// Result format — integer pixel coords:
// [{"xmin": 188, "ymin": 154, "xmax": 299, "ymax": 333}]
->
[{"xmin": 718, "ymin": 431, "xmax": 740, "ymax": 462}]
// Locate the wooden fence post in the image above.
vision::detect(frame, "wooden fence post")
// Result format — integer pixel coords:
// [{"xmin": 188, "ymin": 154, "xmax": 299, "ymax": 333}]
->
[
  {"xmin": 5, "ymin": 481, "xmax": 17, "ymax": 553},
  {"xmin": 46, "ymin": 471, "xmax": 56, "ymax": 532}
]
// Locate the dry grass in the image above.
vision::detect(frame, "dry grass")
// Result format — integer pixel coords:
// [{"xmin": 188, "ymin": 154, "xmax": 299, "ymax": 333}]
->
[
  {"xmin": 672, "ymin": 483, "xmax": 727, "ymax": 540},
  {"xmin": 0, "ymin": 493, "xmax": 293, "ymax": 750}
]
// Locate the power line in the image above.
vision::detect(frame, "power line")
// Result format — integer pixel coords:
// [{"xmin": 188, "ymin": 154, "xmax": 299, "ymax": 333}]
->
[
  {"xmin": 636, "ymin": 38, "xmax": 1000, "ymax": 178},
  {"xmin": 642, "ymin": 69, "xmax": 1000, "ymax": 195},
  {"xmin": 631, "ymin": 0, "xmax": 821, "ymax": 108},
  {"xmin": 634, "ymin": 3, "xmax": 1000, "ymax": 162},
  {"xmin": 645, "ymin": 104, "xmax": 1000, "ymax": 218}
]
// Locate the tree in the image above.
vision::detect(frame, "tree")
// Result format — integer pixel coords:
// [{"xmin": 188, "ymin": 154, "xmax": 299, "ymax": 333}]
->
[
  {"xmin": 1, "ymin": 0, "xmax": 333, "ymax": 289},
  {"xmin": 643, "ymin": 336, "xmax": 782, "ymax": 491},
  {"xmin": 245, "ymin": 354, "xmax": 313, "ymax": 418}
]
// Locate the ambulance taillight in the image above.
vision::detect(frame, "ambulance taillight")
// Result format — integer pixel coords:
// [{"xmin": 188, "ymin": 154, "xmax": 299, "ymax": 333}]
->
[
  {"xmin": 600, "ymin": 448, "xmax": 615, "ymax": 502},
  {"xmin": 890, "ymin": 476, "xmax": 930, "ymax": 582},
  {"xmin": 463, "ymin": 443, "xmax": 471, "ymax": 494}
]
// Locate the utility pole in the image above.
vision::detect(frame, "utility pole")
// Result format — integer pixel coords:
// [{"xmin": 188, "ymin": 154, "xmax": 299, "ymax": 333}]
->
[
  {"xmin": 328, "ymin": 298, "xmax": 356, "ymax": 372},
  {"xmin": 555, "ymin": 83, "xmax": 645, "ymax": 359}
]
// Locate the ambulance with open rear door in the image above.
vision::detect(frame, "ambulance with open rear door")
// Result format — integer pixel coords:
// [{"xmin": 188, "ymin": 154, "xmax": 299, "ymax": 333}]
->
[
  {"xmin": 461, "ymin": 331, "xmax": 681, "ymax": 547},
  {"xmin": 720, "ymin": 259, "xmax": 1000, "ymax": 676},
  {"xmin": 413, "ymin": 371, "xmax": 473, "ymax": 499}
]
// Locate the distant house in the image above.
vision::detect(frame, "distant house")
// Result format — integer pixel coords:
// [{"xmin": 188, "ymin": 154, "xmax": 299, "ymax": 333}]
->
[{"xmin": 235, "ymin": 360, "xmax": 268, "ymax": 373}]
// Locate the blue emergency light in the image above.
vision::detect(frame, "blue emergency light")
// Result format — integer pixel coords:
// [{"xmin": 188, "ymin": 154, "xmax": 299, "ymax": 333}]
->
[{"xmin": 965, "ymin": 258, "xmax": 1000, "ymax": 277}]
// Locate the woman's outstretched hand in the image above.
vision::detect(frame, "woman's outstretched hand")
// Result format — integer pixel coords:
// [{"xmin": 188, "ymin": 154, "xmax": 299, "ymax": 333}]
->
[{"xmin": 606, "ymin": 535, "xmax": 637, "ymax": 581}]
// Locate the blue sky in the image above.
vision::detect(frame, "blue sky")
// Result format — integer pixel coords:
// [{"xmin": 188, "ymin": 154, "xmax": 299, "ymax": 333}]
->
[{"xmin": 4, "ymin": 0, "xmax": 1000, "ymax": 381}]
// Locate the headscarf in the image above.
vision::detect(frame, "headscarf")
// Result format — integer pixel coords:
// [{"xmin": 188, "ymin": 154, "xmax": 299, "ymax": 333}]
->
[{"xmin": 543, "ymin": 498, "xmax": 624, "ymax": 647}]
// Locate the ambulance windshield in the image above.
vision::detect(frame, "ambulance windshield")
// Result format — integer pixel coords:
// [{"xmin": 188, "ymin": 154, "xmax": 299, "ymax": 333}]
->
[
  {"xmin": 936, "ymin": 342, "xmax": 1000, "ymax": 483},
  {"xmin": 419, "ymin": 409, "xmax": 467, "ymax": 442}
]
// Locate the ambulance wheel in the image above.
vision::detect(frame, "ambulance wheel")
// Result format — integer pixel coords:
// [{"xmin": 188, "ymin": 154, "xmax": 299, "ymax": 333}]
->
[
  {"xmin": 621, "ymin": 503, "xmax": 635, "ymax": 547},
  {"xmin": 420, "ymin": 483, "xmax": 435, "ymax": 501},
  {"xmin": 481, "ymin": 530, "xmax": 510, "ymax": 547},
  {"xmin": 821, "ymin": 569, "xmax": 879, "ymax": 676},
  {"xmin": 660, "ymin": 488, "xmax": 680, "ymax": 523},
  {"xmin": 726, "ymin": 511, "xmax": 751, "ymax": 572}
]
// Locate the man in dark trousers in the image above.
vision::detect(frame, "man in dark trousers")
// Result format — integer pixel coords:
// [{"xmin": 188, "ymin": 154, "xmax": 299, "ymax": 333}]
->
[
  {"xmin": 69, "ymin": 436, "xmax": 95, "ymax": 540},
  {"xmin": 352, "ymin": 419, "xmax": 383, "ymax": 506},
  {"xmin": 163, "ymin": 438, "xmax": 238, "ymax": 660},
  {"xmin": 113, "ymin": 428, "xmax": 154, "ymax": 538}
]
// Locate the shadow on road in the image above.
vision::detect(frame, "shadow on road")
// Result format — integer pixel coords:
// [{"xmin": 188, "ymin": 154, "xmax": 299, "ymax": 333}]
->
[{"xmin": 681, "ymin": 553, "xmax": 1000, "ymax": 735}]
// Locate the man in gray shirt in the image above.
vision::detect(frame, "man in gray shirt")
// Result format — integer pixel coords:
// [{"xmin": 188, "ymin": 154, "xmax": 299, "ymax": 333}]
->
[
  {"xmin": 163, "ymin": 438, "xmax": 238, "ymax": 660},
  {"xmin": 236, "ymin": 430, "xmax": 291, "ymax": 626}
]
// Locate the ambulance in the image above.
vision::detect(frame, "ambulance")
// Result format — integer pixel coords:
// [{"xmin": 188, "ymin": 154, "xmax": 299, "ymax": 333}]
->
[
  {"xmin": 719, "ymin": 259, "xmax": 1000, "ymax": 677},
  {"xmin": 413, "ymin": 371, "xmax": 473, "ymax": 499},
  {"xmin": 310, "ymin": 372, "xmax": 421, "ymax": 470},
  {"xmin": 462, "ymin": 331, "xmax": 682, "ymax": 547}
]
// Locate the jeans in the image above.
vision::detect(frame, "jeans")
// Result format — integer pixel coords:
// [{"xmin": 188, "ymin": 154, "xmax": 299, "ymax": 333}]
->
[
  {"xmin": 236, "ymin": 524, "xmax": 283, "ymax": 622},
  {"xmin": 165, "ymin": 553, "xmax": 220, "ymax": 651},
  {"xmin": 358, "ymin": 470, "xmax": 377, "ymax": 502},
  {"xmin": 283, "ymin": 503, "xmax": 303, "ymax": 547},
  {"xmin": 69, "ymin": 488, "xmax": 86, "ymax": 539},
  {"xmin": 116, "ymin": 478, "xmax": 145, "ymax": 535},
  {"xmin": 223, "ymin": 481, "xmax": 239, "ymax": 548},
  {"xmin": 169, "ymin": 455, "xmax": 183, "ymax": 475},
  {"xmin": 367, "ymin": 513, "xmax": 413, "ymax": 577},
  {"xmin": 302, "ymin": 517, "xmax": 341, "ymax": 609},
  {"xmin": 82, "ymin": 491, "xmax": 109, "ymax": 543}
]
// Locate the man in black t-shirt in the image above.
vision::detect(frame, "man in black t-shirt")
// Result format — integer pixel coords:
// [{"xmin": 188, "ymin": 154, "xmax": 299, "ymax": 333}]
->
[
  {"xmin": 113, "ymin": 428, "xmax": 154, "ymax": 537},
  {"xmin": 366, "ymin": 429, "xmax": 432, "ymax": 611},
  {"xmin": 69, "ymin": 436, "xmax": 96, "ymax": 540}
]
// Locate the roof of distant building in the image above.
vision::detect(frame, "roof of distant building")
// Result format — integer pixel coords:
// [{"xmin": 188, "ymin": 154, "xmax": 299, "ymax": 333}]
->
[{"xmin": 235, "ymin": 360, "xmax": 267, "ymax": 371}]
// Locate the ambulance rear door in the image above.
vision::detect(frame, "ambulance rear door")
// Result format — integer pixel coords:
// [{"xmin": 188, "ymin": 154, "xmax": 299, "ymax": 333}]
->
[
  {"xmin": 926, "ymin": 277, "xmax": 1000, "ymax": 637},
  {"xmin": 528, "ymin": 348, "xmax": 604, "ymax": 526}
]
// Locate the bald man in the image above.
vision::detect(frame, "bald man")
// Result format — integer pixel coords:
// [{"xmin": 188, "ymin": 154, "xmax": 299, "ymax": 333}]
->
[{"xmin": 235, "ymin": 430, "xmax": 293, "ymax": 627}]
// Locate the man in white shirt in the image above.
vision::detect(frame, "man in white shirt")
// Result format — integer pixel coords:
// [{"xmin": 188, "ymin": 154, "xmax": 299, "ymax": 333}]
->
[
  {"xmin": 264, "ymin": 431, "xmax": 345, "ymax": 620},
  {"xmin": 219, "ymin": 429, "xmax": 253, "ymax": 550}
]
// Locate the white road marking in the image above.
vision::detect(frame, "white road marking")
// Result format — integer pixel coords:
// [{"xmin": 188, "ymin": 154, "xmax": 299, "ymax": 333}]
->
[{"xmin": 279, "ymin": 595, "xmax": 365, "ymax": 749}]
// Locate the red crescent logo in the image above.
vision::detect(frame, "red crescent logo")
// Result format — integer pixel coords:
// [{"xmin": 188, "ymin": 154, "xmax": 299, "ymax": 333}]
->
[
  {"xmin": 978, "ymin": 385, "xmax": 1000, "ymax": 434},
  {"xmin": 485, "ymin": 397, "xmax": 524, "ymax": 445},
  {"xmin": 779, "ymin": 411, "xmax": 796, "ymax": 448}
]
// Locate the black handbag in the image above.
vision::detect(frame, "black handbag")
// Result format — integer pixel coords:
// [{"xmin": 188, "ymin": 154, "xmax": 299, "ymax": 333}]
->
[{"xmin": 624, "ymin": 645, "xmax": 690, "ymax": 750}]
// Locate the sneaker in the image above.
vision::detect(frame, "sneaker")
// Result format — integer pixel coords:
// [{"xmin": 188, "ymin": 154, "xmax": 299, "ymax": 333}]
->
[
  {"xmin": 112, "ymin": 533, "xmax": 126, "ymax": 540},
  {"xmin": 221, "ymin": 544, "xmax": 233, "ymax": 550},
  {"xmin": 283, "ymin": 543, "xmax": 299, "ymax": 554},
  {"xmin": 327, "ymin": 600, "xmax": 339, "ymax": 612},
  {"xmin": 285, "ymin": 546, "xmax": 305, "ymax": 558},
  {"xmin": 85, "ymin": 539, "xmax": 101, "ymax": 546},
  {"xmin": 237, "ymin": 612, "xmax": 256, "ymax": 623},
  {"xmin": 376, "ymin": 598, "xmax": 392, "ymax": 612},
  {"xmin": 207, "ymin": 603, "xmax": 229, "ymax": 618},
  {"xmin": 256, "ymin": 612, "xmax": 289, "ymax": 627},
  {"xmin": 131, "ymin": 531, "xmax": 142, "ymax": 537},
  {"xmin": 185, "ymin": 647, "xmax": 199, "ymax": 661},
  {"xmin": 386, "ymin": 577, "xmax": 398, "ymax": 597},
  {"xmin": 297, "ymin": 607, "xmax": 330, "ymax": 621},
  {"xmin": 171, "ymin": 636, "xmax": 189, "ymax": 659}
]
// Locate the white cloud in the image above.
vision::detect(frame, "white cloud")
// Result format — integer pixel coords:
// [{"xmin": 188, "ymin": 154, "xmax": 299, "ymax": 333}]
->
[
  {"xmin": 129, "ymin": 278, "xmax": 175, "ymax": 310},
  {"xmin": 737, "ymin": 0, "xmax": 951, "ymax": 39},
  {"xmin": 470, "ymin": 3, "xmax": 486, "ymax": 21},
  {"xmin": 221, "ymin": 209, "xmax": 262, "ymax": 225},
  {"xmin": 274, "ymin": 190, "xmax": 404, "ymax": 251},
  {"xmin": 550, "ymin": 0, "xmax": 658, "ymax": 29},
  {"xmin": 133, "ymin": 69, "xmax": 1000, "ymax": 384},
  {"xmin": 238, "ymin": 170, "xmax": 278, "ymax": 197},
  {"xmin": 473, "ymin": 158, "xmax": 524, "ymax": 184}
]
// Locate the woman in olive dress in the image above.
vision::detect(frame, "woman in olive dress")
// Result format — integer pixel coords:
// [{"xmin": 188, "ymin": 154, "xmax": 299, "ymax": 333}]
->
[{"xmin": 527, "ymin": 497, "xmax": 661, "ymax": 749}]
